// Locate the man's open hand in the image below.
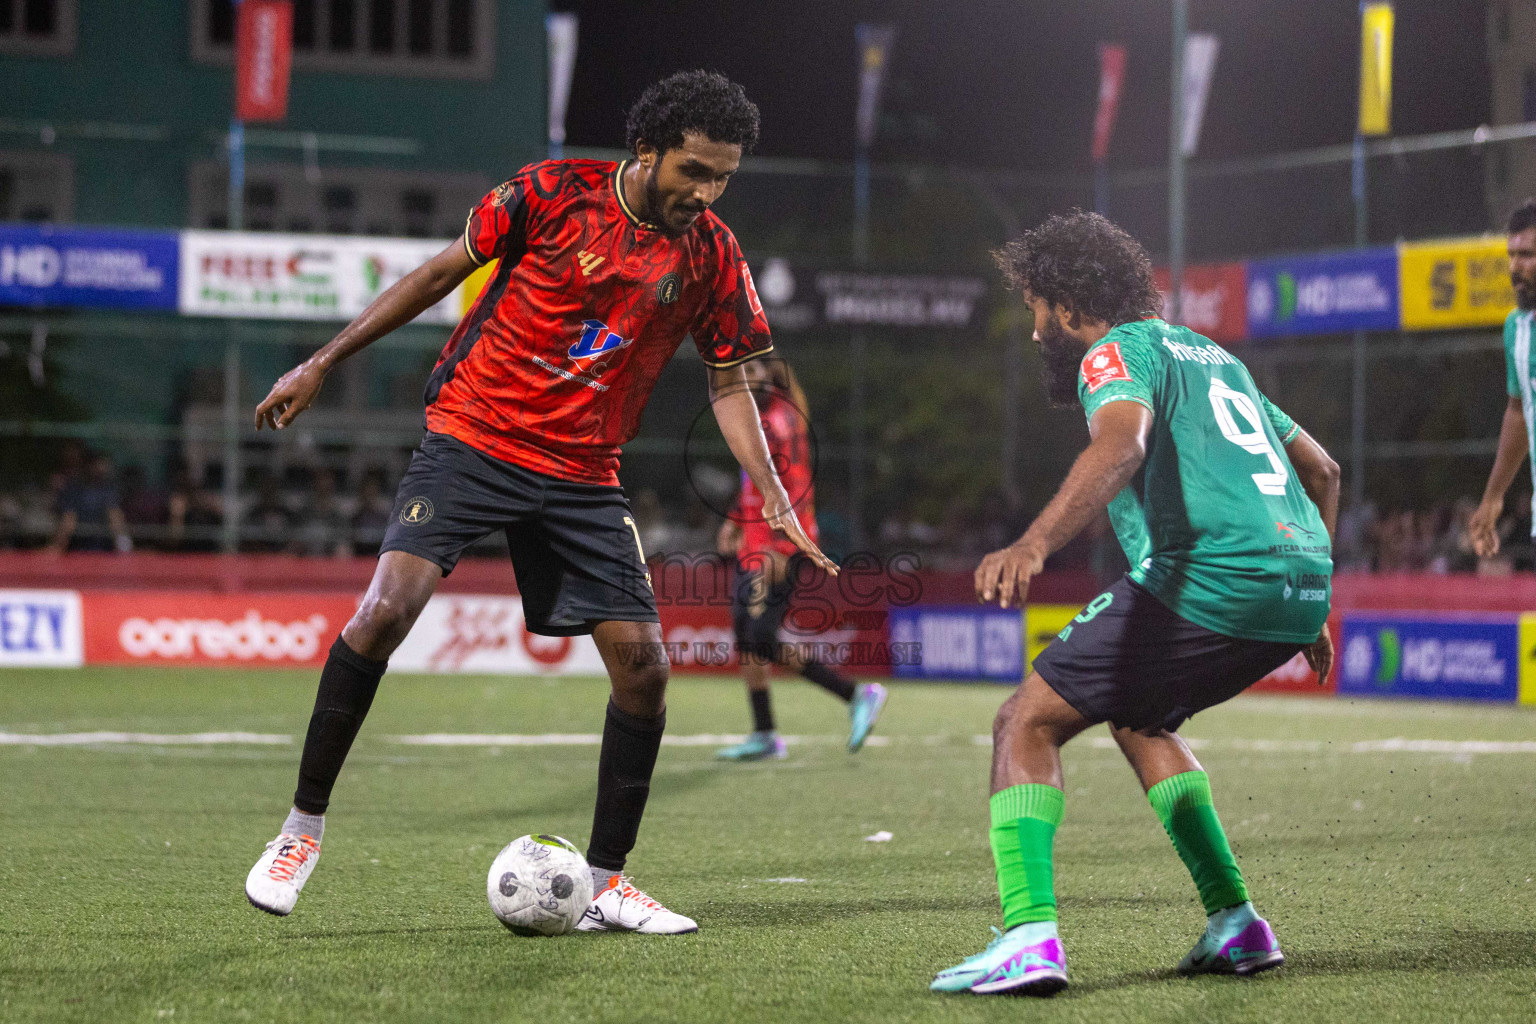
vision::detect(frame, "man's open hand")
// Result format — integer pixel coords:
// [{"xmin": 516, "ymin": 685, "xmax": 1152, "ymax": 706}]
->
[
  {"xmin": 974, "ymin": 540, "xmax": 1045, "ymax": 609},
  {"xmin": 1303, "ymin": 624, "xmax": 1334, "ymax": 683},
  {"xmin": 255, "ymin": 361, "xmax": 326, "ymax": 431},
  {"xmin": 1467, "ymin": 500, "xmax": 1503, "ymax": 559},
  {"xmin": 765, "ymin": 505, "xmax": 838, "ymax": 575}
]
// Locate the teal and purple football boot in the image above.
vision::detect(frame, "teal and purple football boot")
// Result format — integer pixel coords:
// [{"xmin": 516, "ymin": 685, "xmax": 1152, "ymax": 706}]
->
[
  {"xmin": 1178, "ymin": 902, "xmax": 1285, "ymax": 976},
  {"xmin": 931, "ymin": 922, "xmax": 1068, "ymax": 996}
]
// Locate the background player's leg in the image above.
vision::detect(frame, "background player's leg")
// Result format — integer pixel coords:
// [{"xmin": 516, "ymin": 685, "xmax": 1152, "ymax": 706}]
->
[
  {"xmin": 587, "ymin": 619, "xmax": 670, "ymax": 878},
  {"xmin": 1112, "ymin": 726, "xmax": 1280, "ymax": 974},
  {"xmin": 719, "ymin": 563, "xmax": 786, "ymax": 760},
  {"xmin": 293, "ymin": 551, "xmax": 443, "ymax": 815}
]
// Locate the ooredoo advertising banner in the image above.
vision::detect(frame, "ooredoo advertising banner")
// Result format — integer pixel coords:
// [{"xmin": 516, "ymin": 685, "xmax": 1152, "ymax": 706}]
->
[
  {"xmin": 1398, "ymin": 236, "xmax": 1515, "ymax": 331},
  {"xmin": 1153, "ymin": 262, "xmax": 1248, "ymax": 344},
  {"xmin": 390, "ymin": 594, "xmax": 607, "ymax": 676},
  {"xmin": 1339, "ymin": 613, "xmax": 1519, "ymax": 703},
  {"xmin": 178, "ymin": 231, "xmax": 464, "ymax": 324},
  {"xmin": 0, "ymin": 589, "xmax": 84, "ymax": 668},
  {"xmin": 81, "ymin": 592, "xmax": 357, "ymax": 667},
  {"xmin": 0, "ymin": 225, "xmax": 179, "ymax": 311},
  {"xmin": 1247, "ymin": 248, "xmax": 1399, "ymax": 338}
]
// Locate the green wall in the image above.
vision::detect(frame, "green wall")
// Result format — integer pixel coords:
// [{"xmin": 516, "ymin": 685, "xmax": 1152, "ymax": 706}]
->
[{"xmin": 0, "ymin": 0, "xmax": 548, "ymax": 226}]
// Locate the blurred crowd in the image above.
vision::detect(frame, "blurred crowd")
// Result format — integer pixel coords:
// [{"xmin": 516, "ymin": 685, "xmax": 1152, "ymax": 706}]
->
[{"xmin": 5, "ymin": 444, "xmax": 1534, "ymax": 575}]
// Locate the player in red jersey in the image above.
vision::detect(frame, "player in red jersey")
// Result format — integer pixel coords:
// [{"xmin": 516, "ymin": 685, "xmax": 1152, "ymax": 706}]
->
[
  {"xmin": 715, "ymin": 358, "xmax": 887, "ymax": 761},
  {"xmin": 242, "ymin": 71, "xmax": 833, "ymax": 934}
]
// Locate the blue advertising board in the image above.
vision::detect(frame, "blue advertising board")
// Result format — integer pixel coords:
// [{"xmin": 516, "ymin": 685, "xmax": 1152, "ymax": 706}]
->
[
  {"xmin": 1338, "ymin": 613, "xmax": 1519, "ymax": 703},
  {"xmin": 1246, "ymin": 247, "xmax": 1399, "ymax": 338},
  {"xmin": 887, "ymin": 605, "xmax": 1022, "ymax": 682},
  {"xmin": 0, "ymin": 224, "xmax": 179, "ymax": 311}
]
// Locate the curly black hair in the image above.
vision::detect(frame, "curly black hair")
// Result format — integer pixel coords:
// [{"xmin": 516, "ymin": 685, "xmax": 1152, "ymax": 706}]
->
[
  {"xmin": 993, "ymin": 210, "xmax": 1162, "ymax": 327},
  {"xmin": 1509, "ymin": 198, "xmax": 1536, "ymax": 236},
  {"xmin": 625, "ymin": 70, "xmax": 761, "ymax": 156}
]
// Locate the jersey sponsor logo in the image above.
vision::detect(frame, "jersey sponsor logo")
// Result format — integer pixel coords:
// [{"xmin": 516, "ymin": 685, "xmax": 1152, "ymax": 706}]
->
[
  {"xmin": 1275, "ymin": 520, "xmax": 1319, "ymax": 541},
  {"xmin": 569, "ymin": 319, "xmax": 633, "ymax": 365},
  {"xmin": 656, "ymin": 272, "xmax": 682, "ymax": 305},
  {"xmin": 399, "ymin": 496, "xmax": 435, "ymax": 525},
  {"xmin": 578, "ymin": 250, "xmax": 605, "ymax": 276},
  {"xmin": 1285, "ymin": 572, "xmax": 1329, "ymax": 602},
  {"xmin": 1081, "ymin": 342, "xmax": 1132, "ymax": 393},
  {"xmin": 490, "ymin": 179, "xmax": 517, "ymax": 207}
]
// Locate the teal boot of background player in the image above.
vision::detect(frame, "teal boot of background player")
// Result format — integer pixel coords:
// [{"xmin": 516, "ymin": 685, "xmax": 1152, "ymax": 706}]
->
[
  {"xmin": 716, "ymin": 731, "xmax": 787, "ymax": 761},
  {"xmin": 847, "ymin": 683, "xmax": 888, "ymax": 752}
]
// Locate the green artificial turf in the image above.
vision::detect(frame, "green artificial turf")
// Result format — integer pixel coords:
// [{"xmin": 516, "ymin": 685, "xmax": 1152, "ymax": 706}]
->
[{"xmin": 2, "ymin": 667, "xmax": 1534, "ymax": 1022}]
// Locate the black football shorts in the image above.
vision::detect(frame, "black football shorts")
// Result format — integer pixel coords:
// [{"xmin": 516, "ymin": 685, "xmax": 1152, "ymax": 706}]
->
[
  {"xmin": 1031, "ymin": 577, "xmax": 1303, "ymax": 733},
  {"xmin": 380, "ymin": 432, "xmax": 657, "ymax": 637}
]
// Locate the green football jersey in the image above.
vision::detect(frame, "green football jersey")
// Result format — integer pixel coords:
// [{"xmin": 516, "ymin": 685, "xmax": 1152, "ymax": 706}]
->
[
  {"xmin": 1502, "ymin": 307, "xmax": 1536, "ymax": 537},
  {"xmin": 1077, "ymin": 319, "xmax": 1331, "ymax": 643}
]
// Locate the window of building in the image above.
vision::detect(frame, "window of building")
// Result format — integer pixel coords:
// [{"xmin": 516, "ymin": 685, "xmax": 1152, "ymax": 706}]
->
[
  {"xmin": 0, "ymin": 152, "xmax": 73, "ymax": 221},
  {"xmin": 189, "ymin": 162, "xmax": 488, "ymax": 238},
  {"xmin": 191, "ymin": 0, "xmax": 494, "ymax": 79},
  {"xmin": 0, "ymin": 0, "xmax": 76, "ymax": 55}
]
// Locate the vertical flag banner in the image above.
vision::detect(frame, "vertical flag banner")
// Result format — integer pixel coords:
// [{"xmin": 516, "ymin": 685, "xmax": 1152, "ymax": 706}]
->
[
  {"xmin": 1180, "ymin": 33, "xmax": 1219, "ymax": 157},
  {"xmin": 235, "ymin": 0, "xmax": 294, "ymax": 123},
  {"xmin": 854, "ymin": 24, "xmax": 897, "ymax": 150},
  {"xmin": 546, "ymin": 12, "xmax": 578, "ymax": 159},
  {"xmin": 1359, "ymin": 2, "xmax": 1394, "ymax": 136},
  {"xmin": 1092, "ymin": 43, "xmax": 1127, "ymax": 164}
]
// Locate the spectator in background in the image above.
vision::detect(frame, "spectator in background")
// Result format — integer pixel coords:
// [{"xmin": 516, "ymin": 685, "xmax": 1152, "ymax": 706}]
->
[
  {"xmin": 292, "ymin": 467, "xmax": 350, "ymax": 557},
  {"xmin": 168, "ymin": 462, "xmax": 223, "ymax": 552},
  {"xmin": 245, "ymin": 472, "xmax": 295, "ymax": 554},
  {"xmin": 350, "ymin": 469, "xmax": 394, "ymax": 556},
  {"xmin": 119, "ymin": 465, "xmax": 169, "ymax": 549},
  {"xmin": 0, "ymin": 490, "xmax": 20, "ymax": 549},
  {"xmin": 47, "ymin": 451, "xmax": 130, "ymax": 553}
]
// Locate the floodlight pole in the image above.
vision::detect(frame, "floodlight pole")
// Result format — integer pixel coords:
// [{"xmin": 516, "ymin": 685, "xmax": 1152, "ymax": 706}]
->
[
  {"xmin": 849, "ymin": 151, "xmax": 870, "ymax": 552},
  {"xmin": 1350, "ymin": 135, "xmax": 1368, "ymax": 510},
  {"xmin": 1168, "ymin": 0, "xmax": 1187, "ymax": 323}
]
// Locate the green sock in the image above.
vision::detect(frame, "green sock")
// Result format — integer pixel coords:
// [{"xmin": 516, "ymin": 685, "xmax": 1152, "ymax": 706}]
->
[
  {"xmin": 1146, "ymin": 770, "xmax": 1249, "ymax": 916},
  {"xmin": 989, "ymin": 784, "xmax": 1064, "ymax": 928}
]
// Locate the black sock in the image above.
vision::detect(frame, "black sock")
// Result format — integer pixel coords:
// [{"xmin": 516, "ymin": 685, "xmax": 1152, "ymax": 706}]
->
[
  {"xmin": 800, "ymin": 660, "xmax": 857, "ymax": 703},
  {"xmin": 749, "ymin": 689, "xmax": 775, "ymax": 732},
  {"xmin": 586, "ymin": 700, "xmax": 666, "ymax": 873},
  {"xmin": 292, "ymin": 636, "xmax": 387, "ymax": 814}
]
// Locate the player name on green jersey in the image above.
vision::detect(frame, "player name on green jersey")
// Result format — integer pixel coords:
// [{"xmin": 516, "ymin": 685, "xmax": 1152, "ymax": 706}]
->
[{"xmin": 1078, "ymin": 319, "xmax": 1332, "ymax": 644}]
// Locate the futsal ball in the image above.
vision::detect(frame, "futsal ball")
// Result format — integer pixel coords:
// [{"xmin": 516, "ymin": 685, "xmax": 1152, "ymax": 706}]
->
[{"xmin": 486, "ymin": 834, "xmax": 594, "ymax": 936}]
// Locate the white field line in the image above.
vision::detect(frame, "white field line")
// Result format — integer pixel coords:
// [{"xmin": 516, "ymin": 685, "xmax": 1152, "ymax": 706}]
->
[
  {"xmin": 3, "ymin": 731, "xmax": 1535, "ymax": 756},
  {"xmin": 0, "ymin": 731, "xmax": 292, "ymax": 746}
]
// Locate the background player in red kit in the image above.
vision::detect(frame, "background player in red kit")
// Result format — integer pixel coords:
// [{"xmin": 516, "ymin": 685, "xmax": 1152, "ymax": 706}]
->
[
  {"xmin": 241, "ymin": 71, "xmax": 834, "ymax": 935},
  {"xmin": 715, "ymin": 357, "xmax": 887, "ymax": 761}
]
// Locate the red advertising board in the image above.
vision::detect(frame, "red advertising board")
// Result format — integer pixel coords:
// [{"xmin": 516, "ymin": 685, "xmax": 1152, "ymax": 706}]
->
[
  {"xmin": 1153, "ymin": 262, "xmax": 1248, "ymax": 344},
  {"xmin": 82, "ymin": 591, "xmax": 356, "ymax": 667},
  {"xmin": 236, "ymin": 0, "xmax": 294, "ymax": 122}
]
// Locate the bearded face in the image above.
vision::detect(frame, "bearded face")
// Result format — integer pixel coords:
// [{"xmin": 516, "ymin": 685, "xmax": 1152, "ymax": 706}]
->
[{"xmin": 1036, "ymin": 308, "xmax": 1090, "ymax": 408}]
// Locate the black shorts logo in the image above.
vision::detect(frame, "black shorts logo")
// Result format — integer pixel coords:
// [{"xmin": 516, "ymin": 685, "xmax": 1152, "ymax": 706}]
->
[
  {"xmin": 656, "ymin": 272, "xmax": 682, "ymax": 305},
  {"xmin": 399, "ymin": 496, "xmax": 435, "ymax": 525}
]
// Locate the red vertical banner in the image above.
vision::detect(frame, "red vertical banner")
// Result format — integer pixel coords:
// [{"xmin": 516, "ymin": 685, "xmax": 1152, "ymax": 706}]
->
[
  {"xmin": 236, "ymin": 0, "xmax": 294, "ymax": 122},
  {"xmin": 1091, "ymin": 43, "xmax": 1127, "ymax": 164}
]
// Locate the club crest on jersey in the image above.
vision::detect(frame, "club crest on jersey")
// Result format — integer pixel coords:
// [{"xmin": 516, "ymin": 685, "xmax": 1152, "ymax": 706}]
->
[
  {"xmin": 656, "ymin": 272, "xmax": 682, "ymax": 305},
  {"xmin": 569, "ymin": 319, "xmax": 633, "ymax": 367},
  {"xmin": 1081, "ymin": 342, "xmax": 1132, "ymax": 394}
]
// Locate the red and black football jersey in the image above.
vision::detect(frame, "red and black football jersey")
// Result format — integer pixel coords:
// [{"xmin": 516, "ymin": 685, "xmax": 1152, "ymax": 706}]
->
[
  {"xmin": 733, "ymin": 392, "xmax": 818, "ymax": 559},
  {"xmin": 424, "ymin": 159, "xmax": 774, "ymax": 486}
]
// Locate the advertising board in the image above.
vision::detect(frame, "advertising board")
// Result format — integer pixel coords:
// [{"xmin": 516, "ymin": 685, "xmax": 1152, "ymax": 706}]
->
[
  {"xmin": 0, "ymin": 590, "xmax": 84, "ymax": 668},
  {"xmin": 1338, "ymin": 613, "xmax": 1518, "ymax": 703},
  {"xmin": 0, "ymin": 225, "xmax": 178, "ymax": 311},
  {"xmin": 887, "ymin": 605, "xmax": 1022, "ymax": 682},
  {"xmin": 1247, "ymin": 248, "xmax": 1399, "ymax": 337},
  {"xmin": 81, "ymin": 592, "xmax": 356, "ymax": 667}
]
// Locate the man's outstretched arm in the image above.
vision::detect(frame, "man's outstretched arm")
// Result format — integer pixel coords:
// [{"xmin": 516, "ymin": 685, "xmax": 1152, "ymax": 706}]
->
[
  {"xmin": 255, "ymin": 240, "xmax": 478, "ymax": 431},
  {"xmin": 706, "ymin": 363, "xmax": 837, "ymax": 575},
  {"xmin": 1469, "ymin": 396, "xmax": 1528, "ymax": 557},
  {"xmin": 976, "ymin": 400, "xmax": 1152, "ymax": 608}
]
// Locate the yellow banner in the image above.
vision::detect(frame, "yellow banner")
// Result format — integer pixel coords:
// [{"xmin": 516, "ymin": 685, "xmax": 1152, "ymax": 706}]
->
[
  {"xmin": 1023, "ymin": 605, "xmax": 1079, "ymax": 675},
  {"xmin": 460, "ymin": 260, "xmax": 497, "ymax": 316},
  {"xmin": 1520, "ymin": 615, "xmax": 1536, "ymax": 705},
  {"xmin": 1399, "ymin": 236, "xmax": 1516, "ymax": 330},
  {"xmin": 1359, "ymin": 3, "xmax": 1394, "ymax": 137}
]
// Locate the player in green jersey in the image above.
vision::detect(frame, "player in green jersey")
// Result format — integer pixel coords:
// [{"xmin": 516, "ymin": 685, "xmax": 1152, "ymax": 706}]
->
[
  {"xmin": 931, "ymin": 211, "xmax": 1340, "ymax": 996},
  {"xmin": 1469, "ymin": 199, "xmax": 1536, "ymax": 560}
]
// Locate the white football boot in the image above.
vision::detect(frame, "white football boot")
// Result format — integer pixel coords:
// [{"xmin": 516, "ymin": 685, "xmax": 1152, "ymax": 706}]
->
[
  {"xmin": 577, "ymin": 874, "xmax": 699, "ymax": 934},
  {"xmin": 245, "ymin": 832, "xmax": 321, "ymax": 916}
]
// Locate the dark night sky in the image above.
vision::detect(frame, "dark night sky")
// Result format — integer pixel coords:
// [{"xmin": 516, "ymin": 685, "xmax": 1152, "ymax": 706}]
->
[{"xmin": 549, "ymin": 0, "xmax": 1491, "ymax": 173}]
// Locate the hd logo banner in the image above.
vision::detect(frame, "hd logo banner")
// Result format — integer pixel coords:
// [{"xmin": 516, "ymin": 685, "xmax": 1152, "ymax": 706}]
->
[
  {"xmin": 1339, "ymin": 613, "xmax": 1518, "ymax": 703},
  {"xmin": 1247, "ymin": 248, "xmax": 1400, "ymax": 338}
]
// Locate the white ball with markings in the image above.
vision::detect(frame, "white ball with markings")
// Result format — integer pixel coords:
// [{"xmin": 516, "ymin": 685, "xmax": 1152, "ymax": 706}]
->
[{"xmin": 486, "ymin": 834, "xmax": 593, "ymax": 936}]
